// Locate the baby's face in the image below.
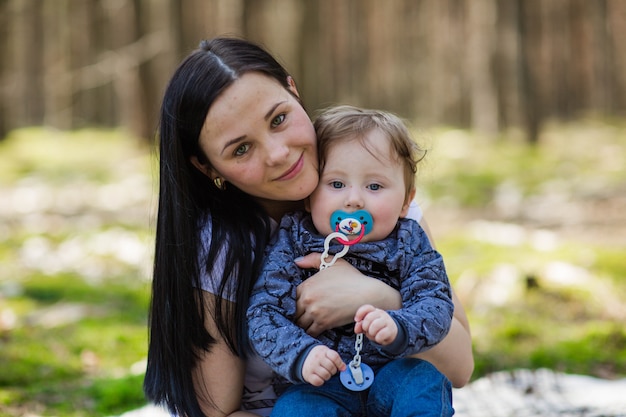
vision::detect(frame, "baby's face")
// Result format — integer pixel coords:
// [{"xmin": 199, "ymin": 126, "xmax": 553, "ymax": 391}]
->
[{"xmin": 308, "ymin": 130, "xmax": 410, "ymax": 242}]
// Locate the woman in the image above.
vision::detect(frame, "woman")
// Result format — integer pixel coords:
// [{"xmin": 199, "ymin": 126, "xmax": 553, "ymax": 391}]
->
[{"xmin": 144, "ymin": 37, "xmax": 473, "ymax": 417}]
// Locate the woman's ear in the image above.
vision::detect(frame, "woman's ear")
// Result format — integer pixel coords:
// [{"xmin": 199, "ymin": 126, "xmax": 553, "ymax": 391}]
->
[
  {"xmin": 287, "ymin": 76, "xmax": 300, "ymax": 97},
  {"xmin": 400, "ymin": 188, "xmax": 417, "ymax": 218},
  {"xmin": 190, "ymin": 155, "xmax": 214, "ymax": 178}
]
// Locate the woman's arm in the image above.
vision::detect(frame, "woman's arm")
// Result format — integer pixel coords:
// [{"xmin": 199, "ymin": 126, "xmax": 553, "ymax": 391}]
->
[
  {"xmin": 414, "ymin": 217, "xmax": 474, "ymax": 387},
  {"xmin": 294, "ymin": 217, "xmax": 474, "ymax": 388},
  {"xmin": 191, "ymin": 292, "xmax": 260, "ymax": 417},
  {"xmin": 295, "ymin": 256, "xmax": 473, "ymax": 387},
  {"xmin": 415, "ymin": 290, "xmax": 474, "ymax": 387}
]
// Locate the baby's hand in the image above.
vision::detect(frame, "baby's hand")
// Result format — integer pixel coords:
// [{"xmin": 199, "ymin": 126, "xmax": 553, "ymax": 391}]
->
[
  {"xmin": 354, "ymin": 304, "xmax": 398, "ymax": 345},
  {"xmin": 301, "ymin": 345, "xmax": 346, "ymax": 386}
]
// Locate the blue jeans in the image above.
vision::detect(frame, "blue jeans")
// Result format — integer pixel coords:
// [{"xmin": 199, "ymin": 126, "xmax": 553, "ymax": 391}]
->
[{"xmin": 271, "ymin": 358, "xmax": 453, "ymax": 417}]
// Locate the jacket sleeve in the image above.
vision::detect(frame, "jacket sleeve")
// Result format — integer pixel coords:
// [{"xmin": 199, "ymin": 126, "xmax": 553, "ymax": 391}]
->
[
  {"xmin": 382, "ymin": 221, "xmax": 454, "ymax": 358},
  {"xmin": 246, "ymin": 218, "xmax": 322, "ymax": 383}
]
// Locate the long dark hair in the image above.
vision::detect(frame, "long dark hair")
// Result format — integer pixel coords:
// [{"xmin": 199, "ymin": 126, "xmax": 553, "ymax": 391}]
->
[{"xmin": 144, "ymin": 37, "xmax": 293, "ymax": 417}]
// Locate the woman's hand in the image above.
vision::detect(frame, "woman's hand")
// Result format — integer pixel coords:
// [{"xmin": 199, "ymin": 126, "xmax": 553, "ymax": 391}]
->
[{"xmin": 294, "ymin": 253, "xmax": 402, "ymax": 337}]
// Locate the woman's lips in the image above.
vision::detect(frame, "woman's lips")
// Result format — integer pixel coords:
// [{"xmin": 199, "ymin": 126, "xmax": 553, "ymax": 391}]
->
[{"xmin": 275, "ymin": 153, "xmax": 304, "ymax": 181}]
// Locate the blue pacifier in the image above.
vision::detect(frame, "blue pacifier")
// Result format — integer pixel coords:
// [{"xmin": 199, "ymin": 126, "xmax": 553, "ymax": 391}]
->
[
  {"xmin": 329, "ymin": 210, "xmax": 374, "ymax": 237},
  {"xmin": 340, "ymin": 360, "xmax": 375, "ymax": 391},
  {"xmin": 320, "ymin": 211, "xmax": 373, "ymax": 269}
]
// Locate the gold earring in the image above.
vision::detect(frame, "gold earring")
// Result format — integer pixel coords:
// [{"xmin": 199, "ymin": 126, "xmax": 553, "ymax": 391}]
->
[{"xmin": 213, "ymin": 177, "xmax": 225, "ymax": 190}]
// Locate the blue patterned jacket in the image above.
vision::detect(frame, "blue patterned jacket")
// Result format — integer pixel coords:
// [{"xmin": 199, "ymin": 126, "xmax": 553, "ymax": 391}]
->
[{"xmin": 247, "ymin": 211, "xmax": 453, "ymax": 384}]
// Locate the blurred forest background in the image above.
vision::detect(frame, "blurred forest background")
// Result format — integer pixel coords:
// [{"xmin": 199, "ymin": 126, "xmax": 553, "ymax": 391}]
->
[
  {"xmin": 1, "ymin": 0, "xmax": 625, "ymax": 416},
  {"xmin": 2, "ymin": 0, "xmax": 626, "ymax": 141}
]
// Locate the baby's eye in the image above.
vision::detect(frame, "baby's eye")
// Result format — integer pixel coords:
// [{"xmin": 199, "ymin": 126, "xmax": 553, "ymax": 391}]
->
[
  {"xmin": 367, "ymin": 183, "xmax": 382, "ymax": 191},
  {"xmin": 271, "ymin": 114, "xmax": 286, "ymax": 128},
  {"xmin": 234, "ymin": 143, "xmax": 251, "ymax": 156},
  {"xmin": 330, "ymin": 181, "xmax": 344, "ymax": 189}
]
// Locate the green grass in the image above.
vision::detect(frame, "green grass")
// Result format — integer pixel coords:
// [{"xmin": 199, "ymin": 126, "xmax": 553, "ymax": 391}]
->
[
  {"xmin": 434, "ymin": 231, "xmax": 626, "ymax": 380},
  {"xmin": 0, "ymin": 128, "xmax": 150, "ymax": 185},
  {"xmin": 0, "ymin": 122, "xmax": 625, "ymax": 415},
  {"xmin": 423, "ymin": 120, "xmax": 626, "ymax": 207},
  {"xmin": 422, "ymin": 119, "xmax": 626, "ymax": 381},
  {"xmin": 0, "ymin": 273, "xmax": 150, "ymax": 416},
  {"xmin": 0, "ymin": 128, "xmax": 153, "ymax": 416}
]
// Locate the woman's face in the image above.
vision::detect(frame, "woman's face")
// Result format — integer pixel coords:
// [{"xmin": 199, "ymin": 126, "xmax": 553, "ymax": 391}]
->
[{"xmin": 197, "ymin": 72, "xmax": 319, "ymax": 205}]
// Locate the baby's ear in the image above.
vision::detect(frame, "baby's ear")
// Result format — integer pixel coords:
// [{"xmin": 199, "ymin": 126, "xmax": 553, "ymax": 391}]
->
[
  {"xmin": 400, "ymin": 188, "xmax": 417, "ymax": 218},
  {"xmin": 304, "ymin": 197, "xmax": 312, "ymax": 213}
]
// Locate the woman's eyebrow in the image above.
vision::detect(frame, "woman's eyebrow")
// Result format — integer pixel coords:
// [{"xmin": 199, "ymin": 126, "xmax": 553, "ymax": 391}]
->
[
  {"xmin": 264, "ymin": 101, "xmax": 286, "ymax": 121},
  {"xmin": 221, "ymin": 136, "xmax": 246, "ymax": 156}
]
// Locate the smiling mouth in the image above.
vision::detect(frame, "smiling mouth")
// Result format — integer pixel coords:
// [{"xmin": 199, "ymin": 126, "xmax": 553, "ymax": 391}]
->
[{"xmin": 275, "ymin": 153, "xmax": 304, "ymax": 181}]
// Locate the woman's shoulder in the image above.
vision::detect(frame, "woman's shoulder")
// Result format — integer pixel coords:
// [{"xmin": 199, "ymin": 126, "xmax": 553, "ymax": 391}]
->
[
  {"xmin": 196, "ymin": 213, "xmax": 238, "ymax": 300},
  {"xmin": 406, "ymin": 200, "xmax": 423, "ymax": 223}
]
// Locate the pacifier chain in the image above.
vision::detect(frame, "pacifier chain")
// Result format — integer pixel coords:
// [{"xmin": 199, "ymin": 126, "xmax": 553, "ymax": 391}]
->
[
  {"xmin": 339, "ymin": 333, "xmax": 374, "ymax": 391},
  {"xmin": 320, "ymin": 214, "xmax": 375, "ymax": 392}
]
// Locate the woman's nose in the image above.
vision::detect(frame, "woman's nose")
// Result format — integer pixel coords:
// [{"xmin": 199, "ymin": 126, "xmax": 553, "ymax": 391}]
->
[{"xmin": 265, "ymin": 138, "xmax": 290, "ymax": 166}]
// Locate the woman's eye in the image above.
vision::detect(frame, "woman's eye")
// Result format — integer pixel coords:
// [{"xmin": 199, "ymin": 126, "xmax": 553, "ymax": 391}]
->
[
  {"xmin": 234, "ymin": 143, "xmax": 250, "ymax": 156},
  {"xmin": 368, "ymin": 183, "xmax": 382, "ymax": 191},
  {"xmin": 330, "ymin": 181, "xmax": 344, "ymax": 189},
  {"xmin": 271, "ymin": 113, "xmax": 286, "ymax": 128}
]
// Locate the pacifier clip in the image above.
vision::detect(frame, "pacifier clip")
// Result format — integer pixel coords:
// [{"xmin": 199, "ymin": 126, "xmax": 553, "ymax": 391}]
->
[{"xmin": 319, "ymin": 211, "xmax": 375, "ymax": 392}]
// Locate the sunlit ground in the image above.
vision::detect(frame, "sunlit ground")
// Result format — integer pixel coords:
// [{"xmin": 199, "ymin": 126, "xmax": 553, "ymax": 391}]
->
[{"xmin": 0, "ymin": 120, "xmax": 624, "ymax": 416}]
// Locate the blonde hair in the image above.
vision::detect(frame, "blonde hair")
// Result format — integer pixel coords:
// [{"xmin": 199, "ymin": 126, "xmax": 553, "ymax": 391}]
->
[{"xmin": 314, "ymin": 105, "xmax": 425, "ymax": 201}]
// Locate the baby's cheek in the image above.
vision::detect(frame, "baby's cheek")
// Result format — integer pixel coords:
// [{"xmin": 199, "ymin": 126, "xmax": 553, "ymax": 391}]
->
[{"xmin": 311, "ymin": 211, "xmax": 334, "ymax": 236}]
